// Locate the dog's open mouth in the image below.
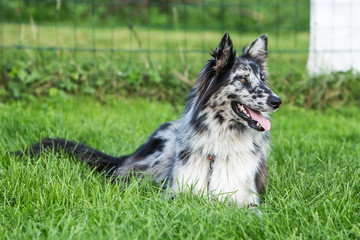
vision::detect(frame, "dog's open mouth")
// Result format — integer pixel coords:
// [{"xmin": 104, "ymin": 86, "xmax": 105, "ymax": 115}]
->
[{"xmin": 231, "ymin": 101, "xmax": 271, "ymax": 131}]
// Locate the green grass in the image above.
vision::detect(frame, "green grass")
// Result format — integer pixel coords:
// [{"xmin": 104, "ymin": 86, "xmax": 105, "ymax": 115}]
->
[
  {"xmin": 1, "ymin": 96, "xmax": 359, "ymax": 239},
  {"xmin": 1, "ymin": 22, "xmax": 309, "ymax": 72}
]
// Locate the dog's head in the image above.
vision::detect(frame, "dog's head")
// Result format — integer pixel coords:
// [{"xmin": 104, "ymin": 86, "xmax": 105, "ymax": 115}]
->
[{"xmin": 196, "ymin": 33, "xmax": 282, "ymax": 132}]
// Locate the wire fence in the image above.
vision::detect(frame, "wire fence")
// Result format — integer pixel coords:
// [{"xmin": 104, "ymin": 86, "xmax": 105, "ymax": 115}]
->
[
  {"xmin": 0, "ymin": 0, "xmax": 310, "ymax": 70},
  {"xmin": 0, "ymin": 0, "xmax": 317, "ymax": 102}
]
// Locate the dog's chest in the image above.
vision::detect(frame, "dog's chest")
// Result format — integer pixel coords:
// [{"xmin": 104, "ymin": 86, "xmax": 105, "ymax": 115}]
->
[
  {"xmin": 207, "ymin": 145, "xmax": 262, "ymax": 204},
  {"xmin": 206, "ymin": 136, "xmax": 261, "ymax": 182},
  {"xmin": 173, "ymin": 131, "xmax": 266, "ymax": 205}
]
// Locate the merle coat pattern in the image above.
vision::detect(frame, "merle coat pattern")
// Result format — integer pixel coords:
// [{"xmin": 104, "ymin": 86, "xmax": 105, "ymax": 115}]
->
[{"xmin": 20, "ymin": 33, "xmax": 282, "ymax": 207}]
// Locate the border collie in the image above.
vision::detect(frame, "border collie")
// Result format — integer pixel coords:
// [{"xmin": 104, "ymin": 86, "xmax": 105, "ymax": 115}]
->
[{"xmin": 19, "ymin": 33, "xmax": 282, "ymax": 207}]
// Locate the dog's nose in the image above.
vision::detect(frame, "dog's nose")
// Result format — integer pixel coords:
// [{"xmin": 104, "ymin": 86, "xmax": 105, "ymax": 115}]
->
[{"xmin": 268, "ymin": 96, "xmax": 282, "ymax": 109}]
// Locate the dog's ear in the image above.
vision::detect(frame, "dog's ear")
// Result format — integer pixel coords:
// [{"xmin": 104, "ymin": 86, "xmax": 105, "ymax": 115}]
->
[
  {"xmin": 242, "ymin": 34, "xmax": 268, "ymax": 69},
  {"xmin": 212, "ymin": 33, "xmax": 235, "ymax": 74}
]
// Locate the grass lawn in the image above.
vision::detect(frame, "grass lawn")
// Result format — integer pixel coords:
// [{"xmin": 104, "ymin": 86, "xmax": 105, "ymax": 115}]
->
[
  {"xmin": 1, "ymin": 22, "xmax": 309, "ymax": 76},
  {"xmin": 0, "ymin": 96, "xmax": 359, "ymax": 239}
]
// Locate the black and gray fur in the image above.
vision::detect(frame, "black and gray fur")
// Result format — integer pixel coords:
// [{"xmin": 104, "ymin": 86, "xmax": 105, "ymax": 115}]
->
[{"xmin": 18, "ymin": 33, "xmax": 281, "ymax": 206}]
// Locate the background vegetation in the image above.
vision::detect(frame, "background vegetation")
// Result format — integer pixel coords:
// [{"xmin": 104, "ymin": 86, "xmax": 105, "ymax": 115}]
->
[
  {"xmin": 2, "ymin": 0, "xmax": 358, "ymax": 108},
  {"xmin": 1, "ymin": 0, "xmax": 309, "ymax": 30}
]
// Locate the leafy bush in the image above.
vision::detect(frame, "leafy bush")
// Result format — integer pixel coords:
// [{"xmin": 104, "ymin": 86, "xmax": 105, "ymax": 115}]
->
[
  {"xmin": 1, "ymin": 49, "xmax": 359, "ymax": 109},
  {"xmin": 272, "ymin": 71, "xmax": 360, "ymax": 109},
  {"xmin": 0, "ymin": 49, "xmax": 190, "ymax": 103}
]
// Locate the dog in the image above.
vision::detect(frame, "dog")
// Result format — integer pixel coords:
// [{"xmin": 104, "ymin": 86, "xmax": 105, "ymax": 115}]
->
[{"xmin": 19, "ymin": 33, "xmax": 282, "ymax": 207}]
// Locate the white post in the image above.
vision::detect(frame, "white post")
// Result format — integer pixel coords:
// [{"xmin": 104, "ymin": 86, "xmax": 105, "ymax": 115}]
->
[{"xmin": 307, "ymin": 0, "xmax": 360, "ymax": 75}]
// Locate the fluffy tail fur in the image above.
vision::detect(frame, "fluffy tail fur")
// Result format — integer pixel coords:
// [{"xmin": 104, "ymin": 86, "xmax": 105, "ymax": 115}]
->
[{"xmin": 14, "ymin": 138, "xmax": 126, "ymax": 175}]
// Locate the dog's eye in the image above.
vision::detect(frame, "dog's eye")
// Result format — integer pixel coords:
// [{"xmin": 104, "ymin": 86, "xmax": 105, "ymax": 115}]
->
[
  {"xmin": 239, "ymin": 78, "xmax": 247, "ymax": 83},
  {"xmin": 260, "ymin": 74, "xmax": 266, "ymax": 81}
]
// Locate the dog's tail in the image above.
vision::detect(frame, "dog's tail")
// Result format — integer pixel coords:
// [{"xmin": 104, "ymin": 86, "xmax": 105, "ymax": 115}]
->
[{"xmin": 14, "ymin": 138, "xmax": 126, "ymax": 175}]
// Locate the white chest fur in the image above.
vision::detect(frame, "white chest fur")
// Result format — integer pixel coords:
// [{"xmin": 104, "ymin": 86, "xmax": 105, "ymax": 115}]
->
[{"xmin": 172, "ymin": 122, "xmax": 268, "ymax": 206}]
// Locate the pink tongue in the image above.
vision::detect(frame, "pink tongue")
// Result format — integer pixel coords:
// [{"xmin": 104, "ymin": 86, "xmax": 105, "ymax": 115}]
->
[{"xmin": 245, "ymin": 107, "xmax": 271, "ymax": 131}]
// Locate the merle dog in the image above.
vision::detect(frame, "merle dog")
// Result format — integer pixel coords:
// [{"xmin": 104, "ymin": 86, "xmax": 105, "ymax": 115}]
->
[{"xmin": 19, "ymin": 33, "xmax": 281, "ymax": 207}]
